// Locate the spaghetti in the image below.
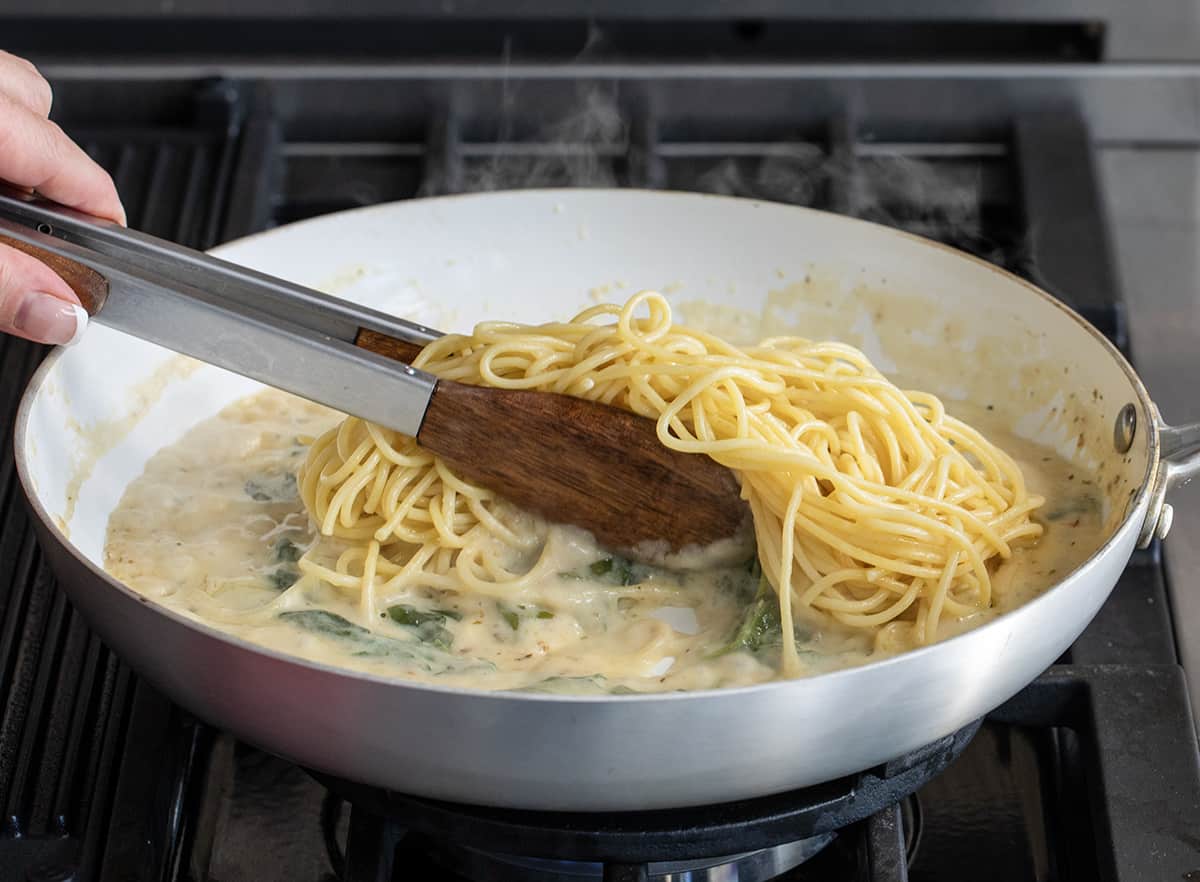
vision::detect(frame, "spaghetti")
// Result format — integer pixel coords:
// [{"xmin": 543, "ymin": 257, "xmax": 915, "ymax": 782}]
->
[{"xmin": 298, "ymin": 292, "xmax": 1044, "ymax": 673}]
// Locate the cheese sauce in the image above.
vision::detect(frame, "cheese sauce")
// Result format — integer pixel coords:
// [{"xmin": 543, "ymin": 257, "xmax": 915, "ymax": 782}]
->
[{"xmin": 104, "ymin": 389, "xmax": 1108, "ymax": 694}]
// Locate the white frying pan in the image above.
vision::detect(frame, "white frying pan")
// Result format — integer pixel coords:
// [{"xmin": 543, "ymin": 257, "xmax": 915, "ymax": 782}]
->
[{"xmin": 14, "ymin": 190, "xmax": 1200, "ymax": 811}]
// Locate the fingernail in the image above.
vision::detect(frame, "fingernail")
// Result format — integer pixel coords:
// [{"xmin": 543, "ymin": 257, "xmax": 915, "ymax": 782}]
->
[
  {"xmin": 65, "ymin": 303, "xmax": 88, "ymax": 345},
  {"xmin": 13, "ymin": 293, "xmax": 88, "ymax": 346}
]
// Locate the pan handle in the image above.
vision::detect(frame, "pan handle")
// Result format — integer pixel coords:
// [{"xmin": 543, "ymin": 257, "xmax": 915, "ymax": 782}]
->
[
  {"xmin": 1160, "ymin": 420, "xmax": 1200, "ymax": 483},
  {"xmin": 1138, "ymin": 417, "xmax": 1200, "ymax": 547}
]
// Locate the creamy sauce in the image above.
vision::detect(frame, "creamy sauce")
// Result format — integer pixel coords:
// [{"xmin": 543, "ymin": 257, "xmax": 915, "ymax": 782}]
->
[
  {"xmin": 61, "ymin": 356, "xmax": 202, "ymax": 531},
  {"xmin": 104, "ymin": 389, "xmax": 1108, "ymax": 694}
]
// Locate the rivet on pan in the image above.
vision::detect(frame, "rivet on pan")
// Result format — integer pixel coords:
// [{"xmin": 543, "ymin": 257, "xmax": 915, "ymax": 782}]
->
[
  {"xmin": 1156, "ymin": 503, "xmax": 1175, "ymax": 542},
  {"xmin": 1114, "ymin": 403, "xmax": 1137, "ymax": 453},
  {"xmin": 36, "ymin": 222, "xmax": 53, "ymax": 235}
]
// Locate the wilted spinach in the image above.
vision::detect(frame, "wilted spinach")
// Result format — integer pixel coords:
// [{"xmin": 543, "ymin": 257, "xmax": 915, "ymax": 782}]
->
[
  {"xmin": 714, "ymin": 574, "xmax": 783, "ymax": 656},
  {"xmin": 268, "ymin": 567, "xmax": 300, "ymax": 590},
  {"xmin": 274, "ymin": 538, "xmax": 302, "ymax": 562},
  {"xmin": 245, "ymin": 472, "xmax": 298, "ymax": 502},
  {"xmin": 278, "ymin": 609, "xmax": 490, "ymax": 674},
  {"xmin": 385, "ymin": 604, "xmax": 457, "ymax": 650}
]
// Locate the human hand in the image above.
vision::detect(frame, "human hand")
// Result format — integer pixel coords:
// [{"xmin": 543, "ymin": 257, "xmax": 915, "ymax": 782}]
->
[{"xmin": 0, "ymin": 50, "xmax": 124, "ymax": 345}]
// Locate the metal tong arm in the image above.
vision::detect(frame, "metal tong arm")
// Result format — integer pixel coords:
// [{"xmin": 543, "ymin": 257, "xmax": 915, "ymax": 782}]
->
[
  {"xmin": 0, "ymin": 184, "xmax": 444, "ymax": 348},
  {"xmin": 0, "ymin": 185, "xmax": 443, "ymax": 436}
]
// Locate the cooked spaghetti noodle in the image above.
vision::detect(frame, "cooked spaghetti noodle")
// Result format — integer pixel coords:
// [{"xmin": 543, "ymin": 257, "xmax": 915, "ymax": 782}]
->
[{"xmin": 298, "ymin": 292, "xmax": 1044, "ymax": 673}]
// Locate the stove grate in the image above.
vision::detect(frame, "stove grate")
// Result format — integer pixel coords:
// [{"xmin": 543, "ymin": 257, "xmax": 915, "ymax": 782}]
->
[{"xmin": 0, "ymin": 79, "xmax": 260, "ymax": 882}]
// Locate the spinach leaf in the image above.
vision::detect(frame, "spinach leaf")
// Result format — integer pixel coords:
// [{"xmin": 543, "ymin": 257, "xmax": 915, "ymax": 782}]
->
[
  {"xmin": 715, "ymin": 575, "xmax": 782, "ymax": 656},
  {"xmin": 281, "ymin": 610, "xmax": 370, "ymax": 641},
  {"xmin": 496, "ymin": 604, "xmax": 554, "ymax": 631},
  {"xmin": 561, "ymin": 555, "xmax": 652, "ymax": 586},
  {"xmin": 589, "ymin": 558, "xmax": 614, "ymax": 577},
  {"xmin": 387, "ymin": 604, "xmax": 462, "ymax": 624},
  {"xmin": 385, "ymin": 604, "xmax": 455, "ymax": 650},
  {"xmin": 274, "ymin": 538, "xmax": 302, "ymax": 562},
  {"xmin": 268, "ymin": 567, "xmax": 300, "ymax": 591},
  {"xmin": 1044, "ymin": 493, "xmax": 1101, "ymax": 522},
  {"xmin": 386, "ymin": 605, "xmax": 447, "ymax": 627},
  {"xmin": 245, "ymin": 472, "xmax": 298, "ymax": 502},
  {"xmin": 713, "ymin": 556, "xmax": 763, "ymax": 602},
  {"xmin": 279, "ymin": 609, "xmax": 490, "ymax": 674},
  {"xmin": 591, "ymin": 556, "xmax": 639, "ymax": 585}
]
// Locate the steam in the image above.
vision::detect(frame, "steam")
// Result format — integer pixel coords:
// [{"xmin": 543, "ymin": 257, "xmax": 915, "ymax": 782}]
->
[
  {"xmin": 461, "ymin": 87, "xmax": 627, "ymax": 191},
  {"xmin": 694, "ymin": 147, "xmax": 826, "ymax": 205},
  {"xmin": 456, "ymin": 25, "xmax": 628, "ymax": 192},
  {"xmin": 444, "ymin": 60, "xmax": 1022, "ymax": 269},
  {"xmin": 695, "ymin": 149, "xmax": 1019, "ymax": 268},
  {"xmin": 849, "ymin": 155, "xmax": 1010, "ymax": 262}
]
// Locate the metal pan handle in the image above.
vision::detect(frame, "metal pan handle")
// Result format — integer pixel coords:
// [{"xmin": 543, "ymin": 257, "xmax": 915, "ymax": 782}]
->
[
  {"xmin": 1139, "ymin": 416, "xmax": 1200, "ymax": 547},
  {"xmin": 1160, "ymin": 421, "xmax": 1200, "ymax": 482}
]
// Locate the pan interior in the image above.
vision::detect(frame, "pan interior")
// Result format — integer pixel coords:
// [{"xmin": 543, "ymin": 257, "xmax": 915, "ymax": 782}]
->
[{"xmin": 19, "ymin": 190, "xmax": 1151, "ymax": 669}]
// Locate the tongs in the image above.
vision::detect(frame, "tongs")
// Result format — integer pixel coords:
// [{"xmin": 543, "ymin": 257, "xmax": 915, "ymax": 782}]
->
[{"xmin": 0, "ymin": 187, "xmax": 746, "ymax": 557}]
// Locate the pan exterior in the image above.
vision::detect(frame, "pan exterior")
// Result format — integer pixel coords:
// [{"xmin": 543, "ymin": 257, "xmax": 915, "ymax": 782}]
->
[
  {"xmin": 16, "ymin": 190, "xmax": 1159, "ymax": 810},
  {"xmin": 31, "ymin": 508, "xmax": 1142, "ymax": 811}
]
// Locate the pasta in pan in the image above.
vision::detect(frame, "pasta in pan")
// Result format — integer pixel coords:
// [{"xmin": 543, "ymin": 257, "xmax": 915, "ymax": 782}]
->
[
  {"xmin": 107, "ymin": 291, "xmax": 1105, "ymax": 693},
  {"xmin": 298, "ymin": 292, "xmax": 1044, "ymax": 674}
]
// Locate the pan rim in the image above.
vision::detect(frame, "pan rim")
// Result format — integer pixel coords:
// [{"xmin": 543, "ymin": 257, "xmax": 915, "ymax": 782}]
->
[{"xmin": 13, "ymin": 187, "xmax": 1161, "ymax": 705}]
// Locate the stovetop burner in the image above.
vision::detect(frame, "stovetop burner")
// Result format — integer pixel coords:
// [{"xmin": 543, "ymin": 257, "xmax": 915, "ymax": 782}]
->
[
  {"xmin": 422, "ymin": 833, "xmax": 837, "ymax": 882},
  {"xmin": 311, "ymin": 722, "xmax": 977, "ymax": 881},
  {"xmin": 438, "ymin": 793, "xmax": 918, "ymax": 882}
]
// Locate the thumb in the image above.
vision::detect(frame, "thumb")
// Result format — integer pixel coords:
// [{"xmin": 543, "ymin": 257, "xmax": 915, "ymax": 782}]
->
[{"xmin": 0, "ymin": 241, "xmax": 87, "ymax": 345}]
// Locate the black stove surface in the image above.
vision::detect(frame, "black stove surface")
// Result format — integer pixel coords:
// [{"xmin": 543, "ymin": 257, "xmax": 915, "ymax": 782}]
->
[{"xmin": 0, "ymin": 68, "xmax": 1197, "ymax": 882}]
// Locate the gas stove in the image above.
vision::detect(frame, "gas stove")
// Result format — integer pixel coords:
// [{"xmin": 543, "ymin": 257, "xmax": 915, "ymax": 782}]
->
[{"xmin": 1, "ymin": 8, "xmax": 1199, "ymax": 881}]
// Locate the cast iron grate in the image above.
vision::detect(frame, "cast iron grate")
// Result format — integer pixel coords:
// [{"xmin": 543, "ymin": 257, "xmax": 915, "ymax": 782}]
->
[{"xmin": 0, "ymin": 79, "xmax": 259, "ymax": 882}]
